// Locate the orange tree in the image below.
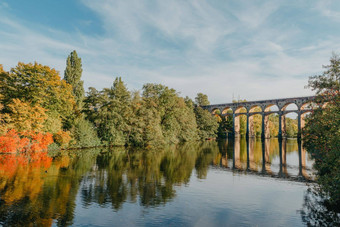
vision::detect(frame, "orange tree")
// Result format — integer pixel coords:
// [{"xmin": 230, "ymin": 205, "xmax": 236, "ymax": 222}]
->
[
  {"xmin": 0, "ymin": 62, "xmax": 75, "ymax": 133},
  {"xmin": 303, "ymin": 54, "xmax": 340, "ymax": 208},
  {"xmin": 0, "ymin": 129, "xmax": 53, "ymax": 154}
]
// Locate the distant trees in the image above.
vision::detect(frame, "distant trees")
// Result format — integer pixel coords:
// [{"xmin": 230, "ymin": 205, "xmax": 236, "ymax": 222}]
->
[{"xmin": 0, "ymin": 51, "xmax": 303, "ymax": 151}]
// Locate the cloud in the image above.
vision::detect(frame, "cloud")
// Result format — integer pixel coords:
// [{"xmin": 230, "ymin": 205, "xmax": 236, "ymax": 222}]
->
[
  {"xmin": 0, "ymin": 0, "xmax": 339, "ymax": 104},
  {"xmin": 315, "ymin": 0, "xmax": 340, "ymax": 22}
]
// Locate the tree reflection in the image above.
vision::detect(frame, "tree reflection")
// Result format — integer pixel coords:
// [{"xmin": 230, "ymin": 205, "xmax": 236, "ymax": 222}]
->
[
  {"xmin": 300, "ymin": 187, "xmax": 340, "ymax": 226},
  {"xmin": 0, "ymin": 149, "xmax": 101, "ymax": 226},
  {"xmin": 80, "ymin": 142, "xmax": 219, "ymax": 210},
  {"xmin": 0, "ymin": 139, "xmax": 319, "ymax": 226}
]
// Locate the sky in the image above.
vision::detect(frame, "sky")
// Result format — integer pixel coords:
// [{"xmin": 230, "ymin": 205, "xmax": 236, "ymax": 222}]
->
[{"xmin": 0, "ymin": 0, "xmax": 339, "ymax": 104}]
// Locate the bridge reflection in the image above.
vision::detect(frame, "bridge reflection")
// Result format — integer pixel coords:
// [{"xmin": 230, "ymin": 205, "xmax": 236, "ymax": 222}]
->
[{"xmin": 217, "ymin": 138, "xmax": 313, "ymax": 181}]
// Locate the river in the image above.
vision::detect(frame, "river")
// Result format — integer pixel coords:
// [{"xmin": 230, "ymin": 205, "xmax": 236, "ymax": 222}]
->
[{"xmin": 0, "ymin": 138, "xmax": 321, "ymax": 226}]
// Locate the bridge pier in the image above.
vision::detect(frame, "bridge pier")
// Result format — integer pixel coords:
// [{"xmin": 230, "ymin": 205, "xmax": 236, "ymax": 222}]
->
[
  {"xmin": 261, "ymin": 113, "xmax": 265, "ymax": 140},
  {"xmin": 278, "ymin": 112, "xmax": 282, "ymax": 139},
  {"xmin": 297, "ymin": 111, "xmax": 301, "ymax": 138},
  {"xmin": 246, "ymin": 113, "xmax": 249, "ymax": 138}
]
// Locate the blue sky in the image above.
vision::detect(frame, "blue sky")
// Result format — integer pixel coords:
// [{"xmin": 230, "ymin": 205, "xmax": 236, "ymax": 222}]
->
[{"xmin": 0, "ymin": 0, "xmax": 339, "ymax": 103}]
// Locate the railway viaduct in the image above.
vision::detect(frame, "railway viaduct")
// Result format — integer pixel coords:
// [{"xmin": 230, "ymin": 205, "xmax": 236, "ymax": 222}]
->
[{"xmin": 201, "ymin": 96, "xmax": 318, "ymax": 139}]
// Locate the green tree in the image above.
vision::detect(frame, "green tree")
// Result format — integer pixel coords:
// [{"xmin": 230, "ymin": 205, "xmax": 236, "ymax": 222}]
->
[
  {"xmin": 285, "ymin": 117, "xmax": 298, "ymax": 137},
  {"xmin": 194, "ymin": 106, "xmax": 218, "ymax": 139},
  {"xmin": 129, "ymin": 91, "xmax": 165, "ymax": 148},
  {"xmin": 195, "ymin": 93, "xmax": 210, "ymax": 106},
  {"xmin": 303, "ymin": 53, "xmax": 340, "ymax": 208},
  {"xmin": 85, "ymin": 77, "xmax": 132, "ymax": 146},
  {"xmin": 63, "ymin": 51, "xmax": 101, "ymax": 148},
  {"xmin": 64, "ymin": 50, "xmax": 85, "ymax": 111},
  {"xmin": 142, "ymin": 83, "xmax": 198, "ymax": 145},
  {"xmin": 71, "ymin": 116, "xmax": 101, "ymax": 148}
]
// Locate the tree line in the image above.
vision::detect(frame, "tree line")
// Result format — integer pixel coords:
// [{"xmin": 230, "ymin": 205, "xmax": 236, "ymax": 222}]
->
[
  {"xmin": 0, "ymin": 51, "xmax": 219, "ymax": 151},
  {"xmin": 0, "ymin": 50, "xmax": 300, "ymax": 152}
]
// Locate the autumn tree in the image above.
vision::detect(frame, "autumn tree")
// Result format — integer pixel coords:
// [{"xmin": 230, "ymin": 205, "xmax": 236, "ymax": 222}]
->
[
  {"xmin": 303, "ymin": 53, "xmax": 340, "ymax": 208},
  {"xmin": 0, "ymin": 62, "xmax": 75, "ymax": 133},
  {"xmin": 5, "ymin": 99, "xmax": 47, "ymax": 132}
]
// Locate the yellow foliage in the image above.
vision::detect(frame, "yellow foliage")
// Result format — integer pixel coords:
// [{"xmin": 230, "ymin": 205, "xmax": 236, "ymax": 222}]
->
[
  {"xmin": 6, "ymin": 99, "xmax": 47, "ymax": 132},
  {"xmin": 7, "ymin": 62, "xmax": 76, "ymax": 121},
  {"xmin": 53, "ymin": 130, "xmax": 72, "ymax": 148},
  {"xmin": 0, "ymin": 104, "xmax": 7, "ymax": 135}
]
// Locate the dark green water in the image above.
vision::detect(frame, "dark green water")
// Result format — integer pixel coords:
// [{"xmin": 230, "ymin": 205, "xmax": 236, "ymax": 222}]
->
[{"xmin": 0, "ymin": 138, "xmax": 320, "ymax": 226}]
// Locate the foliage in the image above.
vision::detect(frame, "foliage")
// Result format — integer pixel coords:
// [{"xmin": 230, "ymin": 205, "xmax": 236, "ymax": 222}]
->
[
  {"xmin": 53, "ymin": 131, "xmax": 72, "ymax": 148},
  {"xmin": 128, "ymin": 91, "xmax": 165, "ymax": 148},
  {"xmin": 195, "ymin": 93, "xmax": 210, "ymax": 106},
  {"xmin": 285, "ymin": 117, "xmax": 298, "ymax": 137},
  {"xmin": 0, "ymin": 104, "xmax": 7, "ymax": 135},
  {"xmin": 303, "ymin": 53, "xmax": 340, "ymax": 207},
  {"xmin": 85, "ymin": 77, "xmax": 131, "ymax": 145},
  {"xmin": 0, "ymin": 62, "xmax": 75, "ymax": 132},
  {"xmin": 64, "ymin": 50, "xmax": 85, "ymax": 111},
  {"xmin": 1, "ymin": 58, "xmax": 220, "ymax": 149},
  {"xmin": 140, "ymin": 83, "xmax": 199, "ymax": 145},
  {"xmin": 0, "ymin": 129, "xmax": 53, "ymax": 153},
  {"xmin": 70, "ymin": 116, "xmax": 101, "ymax": 148},
  {"xmin": 194, "ymin": 106, "xmax": 219, "ymax": 139},
  {"xmin": 216, "ymin": 113, "xmax": 233, "ymax": 138},
  {"xmin": 5, "ymin": 99, "xmax": 47, "ymax": 132}
]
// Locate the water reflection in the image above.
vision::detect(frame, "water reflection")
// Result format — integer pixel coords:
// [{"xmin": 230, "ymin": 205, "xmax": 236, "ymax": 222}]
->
[
  {"xmin": 300, "ymin": 187, "xmax": 340, "ymax": 226},
  {"xmin": 0, "ymin": 138, "xmax": 322, "ymax": 226},
  {"xmin": 217, "ymin": 138, "xmax": 313, "ymax": 181}
]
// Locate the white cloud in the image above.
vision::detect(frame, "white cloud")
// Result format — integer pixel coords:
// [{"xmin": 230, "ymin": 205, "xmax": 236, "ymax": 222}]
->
[
  {"xmin": 315, "ymin": 0, "xmax": 340, "ymax": 22},
  {"xmin": 0, "ymin": 0, "xmax": 338, "ymax": 104}
]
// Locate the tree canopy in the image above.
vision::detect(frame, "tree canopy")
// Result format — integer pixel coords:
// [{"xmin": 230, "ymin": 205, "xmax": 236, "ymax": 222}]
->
[{"xmin": 303, "ymin": 53, "xmax": 340, "ymax": 208}]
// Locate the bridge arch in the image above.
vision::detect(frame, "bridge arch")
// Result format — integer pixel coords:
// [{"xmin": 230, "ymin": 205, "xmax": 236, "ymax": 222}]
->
[
  {"xmin": 235, "ymin": 106, "xmax": 247, "ymax": 114},
  {"xmin": 264, "ymin": 104, "xmax": 279, "ymax": 112},
  {"xmin": 222, "ymin": 106, "xmax": 233, "ymax": 115},
  {"xmin": 249, "ymin": 105, "xmax": 262, "ymax": 113},
  {"xmin": 211, "ymin": 108, "xmax": 221, "ymax": 115},
  {"xmin": 281, "ymin": 103, "xmax": 298, "ymax": 111},
  {"xmin": 248, "ymin": 112, "xmax": 263, "ymax": 137}
]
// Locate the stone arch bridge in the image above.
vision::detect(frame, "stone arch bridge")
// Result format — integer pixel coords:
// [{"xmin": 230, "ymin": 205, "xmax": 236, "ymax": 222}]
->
[{"xmin": 202, "ymin": 96, "xmax": 317, "ymax": 139}]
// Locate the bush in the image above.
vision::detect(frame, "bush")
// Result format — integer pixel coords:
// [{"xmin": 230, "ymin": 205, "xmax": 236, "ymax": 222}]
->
[{"xmin": 71, "ymin": 116, "xmax": 101, "ymax": 148}]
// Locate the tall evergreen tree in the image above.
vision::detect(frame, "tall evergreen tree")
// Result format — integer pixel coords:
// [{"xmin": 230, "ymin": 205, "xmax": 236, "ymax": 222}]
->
[{"xmin": 64, "ymin": 50, "xmax": 85, "ymax": 110}]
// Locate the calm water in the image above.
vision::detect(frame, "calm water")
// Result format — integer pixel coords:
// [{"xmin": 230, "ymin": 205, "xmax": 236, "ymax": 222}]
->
[{"xmin": 0, "ymin": 138, "xmax": 317, "ymax": 226}]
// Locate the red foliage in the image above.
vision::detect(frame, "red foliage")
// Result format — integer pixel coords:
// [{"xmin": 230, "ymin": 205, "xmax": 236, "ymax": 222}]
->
[
  {"xmin": 0, "ymin": 129, "xmax": 53, "ymax": 153},
  {"xmin": 0, "ymin": 152, "xmax": 52, "ymax": 178}
]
